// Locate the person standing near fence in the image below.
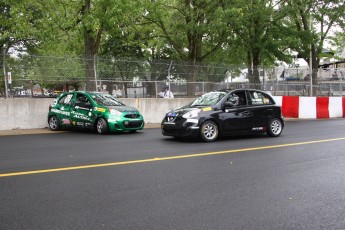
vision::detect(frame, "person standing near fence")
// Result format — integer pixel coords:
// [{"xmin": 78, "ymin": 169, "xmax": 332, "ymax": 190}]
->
[{"xmin": 159, "ymin": 86, "xmax": 174, "ymax": 98}]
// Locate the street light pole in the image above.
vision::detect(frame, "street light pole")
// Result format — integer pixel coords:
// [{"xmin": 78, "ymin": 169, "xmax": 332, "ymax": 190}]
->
[{"xmin": 309, "ymin": 14, "xmax": 313, "ymax": 97}]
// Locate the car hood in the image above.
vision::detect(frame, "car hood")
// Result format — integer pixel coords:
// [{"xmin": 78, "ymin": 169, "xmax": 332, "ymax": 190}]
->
[
  {"xmin": 168, "ymin": 107, "xmax": 201, "ymax": 116},
  {"xmin": 107, "ymin": 106, "xmax": 139, "ymax": 113}
]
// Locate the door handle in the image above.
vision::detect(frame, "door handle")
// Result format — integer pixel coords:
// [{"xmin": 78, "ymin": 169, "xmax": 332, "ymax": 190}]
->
[{"xmin": 242, "ymin": 110, "xmax": 251, "ymax": 116}]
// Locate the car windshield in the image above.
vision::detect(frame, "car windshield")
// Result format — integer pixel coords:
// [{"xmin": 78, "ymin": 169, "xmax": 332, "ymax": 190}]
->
[
  {"xmin": 91, "ymin": 94, "xmax": 125, "ymax": 106},
  {"xmin": 191, "ymin": 91, "xmax": 227, "ymax": 106}
]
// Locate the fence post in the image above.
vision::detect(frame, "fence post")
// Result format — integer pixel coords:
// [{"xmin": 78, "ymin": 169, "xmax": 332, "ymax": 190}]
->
[
  {"xmin": 340, "ymin": 78, "xmax": 343, "ymax": 96},
  {"xmin": 94, "ymin": 54, "xmax": 98, "ymax": 92},
  {"xmin": 2, "ymin": 49, "xmax": 9, "ymax": 98}
]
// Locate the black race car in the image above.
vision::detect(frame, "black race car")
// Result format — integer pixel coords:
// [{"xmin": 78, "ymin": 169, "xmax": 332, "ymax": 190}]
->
[{"xmin": 161, "ymin": 89, "xmax": 284, "ymax": 142}]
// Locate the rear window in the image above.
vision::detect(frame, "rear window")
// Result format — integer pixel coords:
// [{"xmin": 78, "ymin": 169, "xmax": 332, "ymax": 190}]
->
[
  {"xmin": 248, "ymin": 91, "xmax": 273, "ymax": 105},
  {"xmin": 58, "ymin": 94, "xmax": 73, "ymax": 105}
]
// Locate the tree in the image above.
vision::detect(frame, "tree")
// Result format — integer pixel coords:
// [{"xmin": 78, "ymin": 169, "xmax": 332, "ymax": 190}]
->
[
  {"xmin": 224, "ymin": 0, "xmax": 295, "ymax": 85},
  {"xmin": 329, "ymin": 32, "xmax": 345, "ymax": 60},
  {"xmin": 140, "ymin": 0, "xmax": 231, "ymax": 95},
  {"xmin": 286, "ymin": 0, "xmax": 345, "ymax": 94},
  {"xmin": 0, "ymin": 0, "xmax": 52, "ymax": 95}
]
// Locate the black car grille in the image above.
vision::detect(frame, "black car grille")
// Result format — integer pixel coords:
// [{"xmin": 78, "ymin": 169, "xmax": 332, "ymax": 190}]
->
[
  {"xmin": 165, "ymin": 116, "xmax": 181, "ymax": 122},
  {"xmin": 124, "ymin": 114, "xmax": 140, "ymax": 119},
  {"xmin": 123, "ymin": 120, "xmax": 143, "ymax": 128}
]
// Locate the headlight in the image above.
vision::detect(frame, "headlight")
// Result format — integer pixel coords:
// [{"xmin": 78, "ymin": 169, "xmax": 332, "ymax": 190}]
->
[
  {"xmin": 109, "ymin": 108, "xmax": 122, "ymax": 116},
  {"xmin": 182, "ymin": 109, "xmax": 201, "ymax": 119}
]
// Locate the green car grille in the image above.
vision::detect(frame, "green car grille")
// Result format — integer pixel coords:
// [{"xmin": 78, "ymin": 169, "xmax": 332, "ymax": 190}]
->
[
  {"xmin": 123, "ymin": 120, "xmax": 143, "ymax": 128},
  {"xmin": 124, "ymin": 114, "xmax": 140, "ymax": 119}
]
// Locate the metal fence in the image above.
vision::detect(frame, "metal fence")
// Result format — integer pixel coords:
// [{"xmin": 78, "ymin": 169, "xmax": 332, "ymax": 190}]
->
[
  {"xmin": 1, "ymin": 55, "xmax": 345, "ymax": 98},
  {"xmin": 3, "ymin": 80, "xmax": 345, "ymax": 98}
]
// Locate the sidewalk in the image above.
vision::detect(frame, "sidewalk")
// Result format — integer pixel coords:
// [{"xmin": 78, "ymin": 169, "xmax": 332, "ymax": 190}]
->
[{"xmin": 0, "ymin": 123, "xmax": 161, "ymax": 136}]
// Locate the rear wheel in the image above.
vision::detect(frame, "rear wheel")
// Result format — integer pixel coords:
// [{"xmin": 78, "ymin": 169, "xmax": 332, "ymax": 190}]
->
[
  {"xmin": 96, "ymin": 118, "xmax": 109, "ymax": 135},
  {"xmin": 267, "ymin": 118, "xmax": 283, "ymax": 137},
  {"xmin": 48, "ymin": 116, "xmax": 61, "ymax": 131},
  {"xmin": 200, "ymin": 120, "xmax": 218, "ymax": 142}
]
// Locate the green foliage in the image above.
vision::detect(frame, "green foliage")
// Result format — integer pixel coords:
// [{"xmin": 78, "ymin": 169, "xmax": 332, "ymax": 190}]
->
[{"xmin": 1, "ymin": 0, "xmax": 345, "ymax": 88}]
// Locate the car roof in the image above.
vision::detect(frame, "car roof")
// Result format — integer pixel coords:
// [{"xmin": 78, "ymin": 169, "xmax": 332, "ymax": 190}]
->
[
  {"xmin": 60, "ymin": 91, "xmax": 109, "ymax": 95},
  {"xmin": 213, "ymin": 88, "xmax": 270, "ymax": 94}
]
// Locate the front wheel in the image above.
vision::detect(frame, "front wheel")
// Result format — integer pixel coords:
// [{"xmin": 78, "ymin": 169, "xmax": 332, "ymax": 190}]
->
[
  {"xmin": 200, "ymin": 120, "xmax": 219, "ymax": 142},
  {"xmin": 96, "ymin": 118, "xmax": 109, "ymax": 135},
  {"xmin": 48, "ymin": 116, "xmax": 61, "ymax": 131},
  {"xmin": 267, "ymin": 118, "xmax": 283, "ymax": 137}
]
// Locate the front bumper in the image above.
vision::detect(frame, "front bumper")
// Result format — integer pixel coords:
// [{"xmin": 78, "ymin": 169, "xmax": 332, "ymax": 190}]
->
[
  {"xmin": 161, "ymin": 118, "xmax": 200, "ymax": 138},
  {"xmin": 108, "ymin": 118, "xmax": 144, "ymax": 132}
]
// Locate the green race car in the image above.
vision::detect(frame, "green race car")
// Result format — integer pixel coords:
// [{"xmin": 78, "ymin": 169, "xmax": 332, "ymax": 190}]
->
[{"xmin": 48, "ymin": 91, "xmax": 144, "ymax": 134}]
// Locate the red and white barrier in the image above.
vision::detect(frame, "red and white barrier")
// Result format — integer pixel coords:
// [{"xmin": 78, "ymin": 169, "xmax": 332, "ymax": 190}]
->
[{"xmin": 273, "ymin": 96, "xmax": 345, "ymax": 119}]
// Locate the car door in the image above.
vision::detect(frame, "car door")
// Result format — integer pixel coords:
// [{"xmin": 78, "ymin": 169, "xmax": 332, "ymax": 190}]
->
[
  {"xmin": 246, "ymin": 90, "xmax": 275, "ymax": 130},
  {"xmin": 70, "ymin": 93, "xmax": 94, "ymax": 128},
  {"xmin": 52, "ymin": 93, "xmax": 74, "ymax": 126},
  {"xmin": 220, "ymin": 90, "xmax": 253, "ymax": 133}
]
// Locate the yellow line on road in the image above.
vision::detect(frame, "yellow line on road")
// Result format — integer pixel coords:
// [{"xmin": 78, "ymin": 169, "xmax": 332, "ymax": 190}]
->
[{"xmin": 1, "ymin": 137, "xmax": 345, "ymax": 178}]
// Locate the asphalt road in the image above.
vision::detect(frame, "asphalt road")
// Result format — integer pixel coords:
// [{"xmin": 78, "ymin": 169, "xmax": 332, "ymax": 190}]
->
[{"xmin": 1, "ymin": 120, "xmax": 345, "ymax": 230}]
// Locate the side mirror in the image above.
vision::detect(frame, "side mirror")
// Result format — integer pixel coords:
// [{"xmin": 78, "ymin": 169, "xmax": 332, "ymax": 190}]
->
[{"xmin": 222, "ymin": 101, "xmax": 234, "ymax": 110}]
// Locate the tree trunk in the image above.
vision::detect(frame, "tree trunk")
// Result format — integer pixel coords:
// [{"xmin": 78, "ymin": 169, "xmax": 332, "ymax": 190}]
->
[
  {"xmin": 82, "ymin": 0, "xmax": 103, "ymax": 91},
  {"xmin": 252, "ymin": 48, "xmax": 261, "ymax": 89}
]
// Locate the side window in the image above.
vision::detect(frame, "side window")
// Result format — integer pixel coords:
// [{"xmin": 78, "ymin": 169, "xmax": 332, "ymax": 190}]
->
[
  {"xmin": 75, "ymin": 94, "xmax": 91, "ymax": 107},
  {"xmin": 226, "ymin": 91, "xmax": 247, "ymax": 106},
  {"xmin": 58, "ymin": 94, "xmax": 73, "ymax": 105},
  {"xmin": 248, "ymin": 91, "xmax": 273, "ymax": 105}
]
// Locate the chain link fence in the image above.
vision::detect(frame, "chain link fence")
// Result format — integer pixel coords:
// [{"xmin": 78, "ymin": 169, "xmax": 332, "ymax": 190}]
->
[{"xmin": 1, "ymin": 55, "xmax": 345, "ymax": 98}]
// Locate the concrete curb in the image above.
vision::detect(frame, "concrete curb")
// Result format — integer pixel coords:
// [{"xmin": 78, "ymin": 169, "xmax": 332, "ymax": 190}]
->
[{"xmin": 0, "ymin": 124, "xmax": 162, "ymax": 137}]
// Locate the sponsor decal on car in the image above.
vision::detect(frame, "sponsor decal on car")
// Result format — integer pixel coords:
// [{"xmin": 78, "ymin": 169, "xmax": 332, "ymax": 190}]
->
[
  {"xmin": 64, "ymin": 94, "xmax": 73, "ymax": 104},
  {"xmin": 94, "ymin": 107, "xmax": 106, "ymax": 112},
  {"xmin": 202, "ymin": 107, "xmax": 212, "ymax": 111},
  {"xmin": 62, "ymin": 119, "xmax": 71, "ymax": 125},
  {"xmin": 97, "ymin": 108, "xmax": 106, "ymax": 112},
  {"xmin": 51, "ymin": 99, "xmax": 57, "ymax": 107},
  {"xmin": 252, "ymin": 127, "xmax": 264, "ymax": 131},
  {"xmin": 71, "ymin": 111, "xmax": 92, "ymax": 121},
  {"xmin": 51, "ymin": 108, "xmax": 70, "ymax": 116},
  {"xmin": 75, "ymin": 106, "xmax": 91, "ymax": 111}
]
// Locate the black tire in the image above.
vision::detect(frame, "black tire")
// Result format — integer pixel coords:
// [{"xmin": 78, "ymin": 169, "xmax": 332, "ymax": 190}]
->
[
  {"xmin": 48, "ymin": 116, "xmax": 61, "ymax": 131},
  {"xmin": 267, "ymin": 118, "xmax": 283, "ymax": 137},
  {"xmin": 200, "ymin": 120, "xmax": 219, "ymax": 142},
  {"xmin": 96, "ymin": 118, "xmax": 109, "ymax": 135}
]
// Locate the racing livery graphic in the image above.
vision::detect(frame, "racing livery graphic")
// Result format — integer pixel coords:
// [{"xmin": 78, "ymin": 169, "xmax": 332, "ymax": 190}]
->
[{"xmin": 48, "ymin": 91, "xmax": 144, "ymax": 134}]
